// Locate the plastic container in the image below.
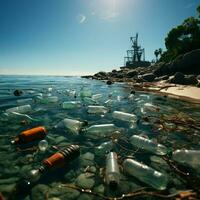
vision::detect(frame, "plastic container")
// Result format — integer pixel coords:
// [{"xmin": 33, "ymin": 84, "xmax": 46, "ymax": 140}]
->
[
  {"xmin": 85, "ymin": 124, "xmax": 118, "ymax": 139},
  {"xmin": 6, "ymin": 105, "xmax": 32, "ymax": 114},
  {"xmin": 62, "ymin": 101, "xmax": 81, "ymax": 109},
  {"xmin": 83, "ymin": 97, "xmax": 97, "ymax": 105},
  {"xmin": 130, "ymin": 135, "xmax": 167, "ymax": 155},
  {"xmin": 92, "ymin": 94, "xmax": 102, "ymax": 100},
  {"xmin": 26, "ymin": 145, "xmax": 80, "ymax": 184},
  {"xmin": 17, "ymin": 98, "xmax": 33, "ymax": 105},
  {"xmin": 80, "ymin": 88, "xmax": 92, "ymax": 98},
  {"xmin": 106, "ymin": 152, "xmax": 120, "ymax": 188},
  {"xmin": 112, "ymin": 111, "xmax": 137, "ymax": 123},
  {"xmin": 87, "ymin": 106, "xmax": 108, "ymax": 114},
  {"xmin": 11, "ymin": 126, "xmax": 47, "ymax": 144},
  {"xmin": 55, "ymin": 118, "xmax": 87, "ymax": 134},
  {"xmin": 123, "ymin": 158, "xmax": 168, "ymax": 190},
  {"xmin": 172, "ymin": 149, "xmax": 200, "ymax": 170}
]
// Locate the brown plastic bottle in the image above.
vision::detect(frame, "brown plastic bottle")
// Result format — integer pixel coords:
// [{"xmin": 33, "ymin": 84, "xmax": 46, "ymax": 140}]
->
[{"xmin": 11, "ymin": 126, "xmax": 47, "ymax": 144}]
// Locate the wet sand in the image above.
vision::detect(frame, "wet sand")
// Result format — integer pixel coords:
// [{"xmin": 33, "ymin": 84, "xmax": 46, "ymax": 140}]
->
[{"xmin": 127, "ymin": 81, "xmax": 200, "ymax": 104}]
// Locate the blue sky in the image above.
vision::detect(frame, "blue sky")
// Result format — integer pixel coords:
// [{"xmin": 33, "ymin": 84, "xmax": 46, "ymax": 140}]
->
[{"xmin": 0, "ymin": 0, "xmax": 199, "ymax": 75}]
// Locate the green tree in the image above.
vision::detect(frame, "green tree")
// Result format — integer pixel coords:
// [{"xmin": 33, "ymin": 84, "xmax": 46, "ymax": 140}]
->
[{"xmin": 160, "ymin": 5, "xmax": 200, "ymax": 62}]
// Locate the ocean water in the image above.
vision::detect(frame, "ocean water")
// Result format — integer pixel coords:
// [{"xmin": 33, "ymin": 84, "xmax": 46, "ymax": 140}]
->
[{"xmin": 0, "ymin": 75, "xmax": 200, "ymax": 200}]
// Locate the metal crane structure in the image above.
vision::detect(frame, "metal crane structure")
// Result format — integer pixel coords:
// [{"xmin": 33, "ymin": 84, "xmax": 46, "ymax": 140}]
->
[{"xmin": 123, "ymin": 33, "xmax": 150, "ymax": 68}]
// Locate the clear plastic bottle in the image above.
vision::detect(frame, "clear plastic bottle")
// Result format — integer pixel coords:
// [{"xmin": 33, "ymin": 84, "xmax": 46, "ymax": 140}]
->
[
  {"xmin": 62, "ymin": 101, "xmax": 81, "ymax": 109},
  {"xmin": 82, "ymin": 97, "xmax": 97, "ymax": 105},
  {"xmin": 112, "ymin": 111, "xmax": 137, "ymax": 123},
  {"xmin": 172, "ymin": 149, "xmax": 200, "ymax": 170},
  {"xmin": 106, "ymin": 152, "xmax": 120, "ymax": 189},
  {"xmin": 55, "ymin": 118, "xmax": 87, "ymax": 135},
  {"xmin": 85, "ymin": 124, "xmax": 118, "ymax": 139},
  {"xmin": 87, "ymin": 106, "xmax": 108, "ymax": 114},
  {"xmin": 130, "ymin": 135, "xmax": 167, "ymax": 155},
  {"xmin": 6, "ymin": 104, "xmax": 32, "ymax": 114},
  {"xmin": 141, "ymin": 103, "xmax": 159, "ymax": 114},
  {"xmin": 80, "ymin": 88, "xmax": 92, "ymax": 98},
  {"xmin": 95, "ymin": 141, "xmax": 114, "ymax": 156},
  {"xmin": 92, "ymin": 94, "xmax": 102, "ymax": 100},
  {"xmin": 123, "ymin": 158, "xmax": 168, "ymax": 190},
  {"xmin": 38, "ymin": 96, "xmax": 58, "ymax": 104},
  {"xmin": 17, "ymin": 98, "xmax": 33, "ymax": 105}
]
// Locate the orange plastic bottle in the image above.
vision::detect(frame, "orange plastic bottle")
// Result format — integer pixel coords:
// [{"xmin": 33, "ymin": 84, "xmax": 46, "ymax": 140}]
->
[
  {"xmin": 41, "ymin": 144, "xmax": 80, "ymax": 170},
  {"xmin": 11, "ymin": 126, "xmax": 47, "ymax": 144}
]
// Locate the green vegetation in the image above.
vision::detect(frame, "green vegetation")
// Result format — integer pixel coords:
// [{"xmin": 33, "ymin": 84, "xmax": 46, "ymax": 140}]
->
[{"xmin": 158, "ymin": 5, "xmax": 200, "ymax": 62}]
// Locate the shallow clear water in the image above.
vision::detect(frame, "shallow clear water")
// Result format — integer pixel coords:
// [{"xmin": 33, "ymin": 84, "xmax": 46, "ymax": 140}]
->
[{"xmin": 0, "ymin": 75, "xmax": 200, "ymax": 200}]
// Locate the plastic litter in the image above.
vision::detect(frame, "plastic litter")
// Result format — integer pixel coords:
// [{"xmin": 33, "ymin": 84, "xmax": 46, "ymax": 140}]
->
[
  {"xmin": 172, "ymin": 149, "xmax": 200, "ymax": 170},
  {"xmin": 26, "ymin": 145, "xmax": 80, "ymax": 185},
  {"xmin": 87, "ymin": 106, "xmax": 108, "ymax": 114},
  {"xmin": 11, "ymin": 126, "xmax": 47, "ymax": 144},
  {"xmin": 62, "ymin": 101, "xmax": 81, "ymax": 109},
  {"xmin": 95, "ymin": 141, "xmax": 114, "ymax": 156},
  {"xmin": 112, "ymin": 111, "xmax": 137, "ymax": 123},
  {"xmin": 130, "ymin": 135, "xmax": 167, "ymax": 155},
  {"xmin": 55, "ymin": 118, "xmax": 87, "ymax": 134},
  {"xmin": 105, "ymin": 152, "xmax": 120, "ymax": 189},
  {"xmin": 6, "ymin": 105, "xmax": 32, "ymax": 114},
  {"xmin": 123, "ymin": 158, "xmax": 168, "ymax": 190}
]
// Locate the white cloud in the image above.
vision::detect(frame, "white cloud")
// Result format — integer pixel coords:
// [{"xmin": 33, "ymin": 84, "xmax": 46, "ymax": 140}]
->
[
  {"xmin": 77, "ymin": 14, "xmax": 86, "ymax": 23},
  {"xmin": 101, "ymin": 11, "xmax": 119, "ymax": 22}
]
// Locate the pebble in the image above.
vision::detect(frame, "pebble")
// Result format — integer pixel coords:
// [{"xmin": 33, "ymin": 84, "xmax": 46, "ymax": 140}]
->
[
  {"xmin": 75, "ymin": 173, "xmax": 95, "ymax": 189},
  {"xmin": 31, "ymin": 184, "xmax": 50, "ymax": 200},
  {"xmin": 79, "ymin": 152, "xmax": 95, "ymax": 167}
]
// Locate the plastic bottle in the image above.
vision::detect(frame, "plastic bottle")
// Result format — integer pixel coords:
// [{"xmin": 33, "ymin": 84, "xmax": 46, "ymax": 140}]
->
[
  {"xmin": 11, "ymin": 126, "xmax": 47, "ymax": 144},
  {"xmin": 85, "ymin": 124, "xmax": 118, "ymax": 139},
  {"xmin": 55, "ymin": 118, "xmax": 88, "ymax": 135},
  {"xmin": 172, "ymin": 149, "xmax": 200, "ymax": 170},
  {"xmin": 92, "ymin": 94, "xmax": 102, "ymax": 100},
  {"xmin": 141, "ymin": 103, "xmax": 159, "ymax": 114},
  {"xmin": 6, "ymin": 105, "xmax": 32, "ymax": 114},
  {"xmin": 26, "ymin": 145, "xmax": 80, "ymax": 184},
  {"xmin": 130, "ymin": 135, "xmax": 167, "ymax": 155},
  {"xmin": 62, "ymin": 101, "xmax": 81, "ymax": 109},
  {"xmin": 123, "ymin": 158, "xmax": 168, "ymax": 190},
  {"xmin": 83, "ymin": 97, "xmax": 97, "ymax": 105},
  {"xmin": 95, "ymin": 141, "xmax": 114, "ymax": 156},
  {"xmin": 17, "ymin": 98, "xmax": 33, "ymax": 105},
  {"xmin": 112, "ymin": 111, "xmax": 137, "ymax": 123},
  {"xmin": 106, "ymin": 152, "xmax": 120, "ymax": 189},
  {"xmin": 87, "ymin": 106, "xmax": 108, "ymax": 114},
  {"xmin": 80, "ymin": 88, "xmax": 92, "ymax": 98}
]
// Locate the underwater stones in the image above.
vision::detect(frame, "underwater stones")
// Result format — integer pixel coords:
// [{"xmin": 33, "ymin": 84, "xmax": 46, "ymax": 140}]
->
[
  {"xmin": 77, "ymin": 194, "xmax": 94, "ymax": 200},
  {"xmin": 0, "ymin": 183, "xmax": 16, "ymax": 196},
  {"xmin": 0, "ymin": 177, "xmax": 19, "ymax": 185},
  {"xmin": 64, "ymin": 169, "xmax": 76, "ymax": 181},
  {"xmin": 79, "ymin": 152, "xmax": 95, "ymax": 167},
  {"xmin": 75, "ymin": 173, "xmax": 95, "ymax": 189},
  {"xmin": 55, "ymin": 136, "xmax": 67, "ymax": 144},
  {"xmin": 31, "ymin": 184, "xmax": 50, "ymax": 200},
  {"xmin": 48, "ymin": 186, "xmax": 80, "ymax": 200},
  {"xmin": 94, "ymin": 184, "xmax": 105, "ymax": 194}
]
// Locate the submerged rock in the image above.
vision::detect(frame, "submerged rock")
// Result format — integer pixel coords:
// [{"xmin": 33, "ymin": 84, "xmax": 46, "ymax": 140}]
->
[
  {"xmin": 75, "ymin": 173, "xmax": 95, "ymax": 189},
  {"xmin": 79, "ymin": 152, "xmax": 95, "ymax": 167},
  {"xmin": 31, "ymin": 184, "xmax": 50, "ymax": 200}
]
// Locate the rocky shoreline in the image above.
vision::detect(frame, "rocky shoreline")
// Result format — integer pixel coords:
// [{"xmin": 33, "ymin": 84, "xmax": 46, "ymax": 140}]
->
[{"xmin": 82, "ymin": 49, "xmax": 200, "ymax": 103}]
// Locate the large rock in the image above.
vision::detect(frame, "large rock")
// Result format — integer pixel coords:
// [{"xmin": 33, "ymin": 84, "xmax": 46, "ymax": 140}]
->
[
  {"xmin": 184, "ymin": 75, "xmax": 198, "ymax": 85},
  {"xmin": 142, "ymin": 73, "xmax": 156, "ymax": 82},
  {"xmin": 126, "ymin": 70, "xmax": 138, "ymax": 78},
  {"xmin": 154, "ymin": 49, "xmax": 200, "ymax": 76},
  {"xmin": 169, "ymin": 73, "xmax": 198, "ymax": 85},
  {"xmin": 169, "ymin": 72, "xmax": 185, "ymax": 84}
]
